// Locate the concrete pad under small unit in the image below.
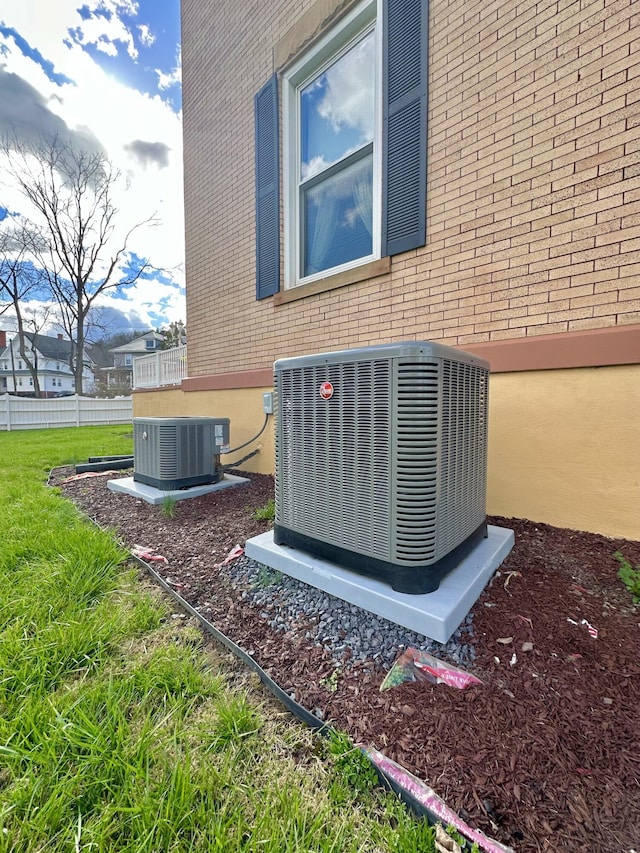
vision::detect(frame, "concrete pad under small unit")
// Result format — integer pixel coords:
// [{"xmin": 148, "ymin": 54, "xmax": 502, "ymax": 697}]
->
[
  {"xmin": 245, "ymin": 526, "xmax": 514, "ymax": 644},
  {"xmin": 107, "ymin": 474, "xmax": 250, "ymax": 505}
]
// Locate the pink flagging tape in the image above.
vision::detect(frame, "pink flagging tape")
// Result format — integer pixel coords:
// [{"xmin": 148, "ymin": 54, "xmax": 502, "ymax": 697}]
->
[
  {"xmin": 365, "ymin": 747, "xmax": 515, "ymax": 853},
  {"xmin": 214, "ymin": 544, "xmax": 244, "ymax": 567},
  {"xmin": 61, "ymin": 471, "xmax": 119, "ymax": 482},
  {"xmin": 131, "ymin": 546, "xmax": 168, "ymax": 564}
]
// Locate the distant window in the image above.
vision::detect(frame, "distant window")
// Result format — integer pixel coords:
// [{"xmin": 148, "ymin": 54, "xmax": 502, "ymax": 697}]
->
[
  {"xmin": 56, "ymin": 363, "xmax": 60, "ymax": 370},
  {"xmin": 18, "ymin": 361, "xmax": 23, "ymax": 369},
  {"xmin": 145, "ymin": 339, "xmax": 156, "ymax": 350},
  {"xmin": 125, "ymin": 354, "xmax": 133, "ymax": 366},
  {"xmin": 18, "ymin": 379, "xmax": 22, "ymax": 386},
  {"xmin": 29, "ymin": 378, "xmax": 33, "ymax": 386}
]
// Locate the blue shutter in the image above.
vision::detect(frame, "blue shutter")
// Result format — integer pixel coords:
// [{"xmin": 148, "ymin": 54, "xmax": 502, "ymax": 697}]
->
[
  {"xmin": 382, "ymin": 0, "xmax": 428, "ymax": 256},
  {"xmin": 255, "ymin": 74, "xmax": 280, "ymax": 299}
]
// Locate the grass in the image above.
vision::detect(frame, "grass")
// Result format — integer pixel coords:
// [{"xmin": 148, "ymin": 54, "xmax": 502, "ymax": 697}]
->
[
  {"xmin": 253, "ymin": 497, "xmax": 276, "ymax": 522},
  {"xmin": 0, "ymin": 425, "xmax": 446, "ymax": 852},
  {"xmin": 161, "ymin": 494, "xmax": 178, "ymax": 518},
  {"xmin": 614, "ymin": 550, "xmax": 640, "ymax": 603},
  {"xmin": 253, "ymin": 564, "xmax": 283, "ymax": 588}
]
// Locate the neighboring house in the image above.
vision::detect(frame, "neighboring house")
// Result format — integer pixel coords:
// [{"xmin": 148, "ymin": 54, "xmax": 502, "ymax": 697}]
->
[
  {"xmin": 0, "ymin": 330, "xmax": 94, "ymax": 397},
  {"xmin": 85, "ymin": 341, "xmax": 118, "ymax": 392},
  {"xmin": 134, "ymin": 0, "xmax": 640, "ymax": 541},
  {"xmin": 103, "ymin": 332, "xmax": 165, "ymax": 391}
]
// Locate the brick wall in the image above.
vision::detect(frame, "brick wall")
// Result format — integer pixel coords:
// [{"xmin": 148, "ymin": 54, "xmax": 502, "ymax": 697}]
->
[{"xmin": 182, "ymin": 0, "xmax": 640, "ymax": 377}]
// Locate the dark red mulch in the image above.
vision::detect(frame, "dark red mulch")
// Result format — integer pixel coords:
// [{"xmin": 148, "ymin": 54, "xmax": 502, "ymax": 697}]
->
[{"xmin": 54, "ymin": 468, "xmax": 640, "ymax": 853}]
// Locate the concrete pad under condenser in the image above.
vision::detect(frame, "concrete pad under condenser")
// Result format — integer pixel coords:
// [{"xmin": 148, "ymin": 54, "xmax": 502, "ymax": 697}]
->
[
  {"xmin": 107, "ymin": 474, "xmax": 250, "ymax": 505},
  {"xmin": 245, "ymin": 526, "xmax": 514, "ymax": 644}
]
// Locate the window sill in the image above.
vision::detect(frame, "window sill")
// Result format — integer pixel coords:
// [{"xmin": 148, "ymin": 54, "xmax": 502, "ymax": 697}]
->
[{"xmin": 273, "ymin": 256, "xmax": 390, "ymax": 306}]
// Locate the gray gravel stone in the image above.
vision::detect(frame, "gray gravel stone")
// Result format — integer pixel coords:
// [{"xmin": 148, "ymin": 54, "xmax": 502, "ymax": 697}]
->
[{"xmin": 226, "ymin": 555, "xmax": 476, "ymax": 670}]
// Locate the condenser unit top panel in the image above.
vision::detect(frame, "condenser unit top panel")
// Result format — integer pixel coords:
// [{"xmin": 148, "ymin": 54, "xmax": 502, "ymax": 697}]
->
[
  {"xmin": 274, "ymin": 340, "xmax": 489, "ymax": 372},
  {"xmin": 133, "ymin": 417, "xmax": 228, "ymax": 428}
]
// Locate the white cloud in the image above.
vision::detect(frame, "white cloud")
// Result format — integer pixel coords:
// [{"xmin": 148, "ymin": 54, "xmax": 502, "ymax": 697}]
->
[
  {"xmin": 71, "ymin": 14, "xmax": 138, "ymax": 60},
  {"xmin": 93, "ymin": 37, "xmax": 119, "ymax": 57},
  {"xmin": 156, "ymin": 44, "xmax": 181, "ymax": 90},
  {"xmin": 138, "ymin": 24, "xmax": 155, "ymax": 48}
]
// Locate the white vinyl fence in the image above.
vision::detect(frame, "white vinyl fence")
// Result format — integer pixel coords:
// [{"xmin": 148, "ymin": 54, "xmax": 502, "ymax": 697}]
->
[{"xmin": 0, "ymin": 394, "xmax": 133, "ymax": 431}]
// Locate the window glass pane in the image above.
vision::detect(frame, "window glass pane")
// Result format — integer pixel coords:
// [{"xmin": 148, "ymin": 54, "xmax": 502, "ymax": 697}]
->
[
  {"xmin": 302, "ymin": 151, "xmax": 373, "ymax": 276},
  {"xmin": 300, "ymin": 30, "xmax": 374, "ymax": 181}
]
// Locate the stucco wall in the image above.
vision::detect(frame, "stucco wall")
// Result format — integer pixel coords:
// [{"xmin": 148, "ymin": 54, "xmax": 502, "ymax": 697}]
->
[{"xmin": 487, "ymin": 365, "xmax": 639, "ymax": 539}]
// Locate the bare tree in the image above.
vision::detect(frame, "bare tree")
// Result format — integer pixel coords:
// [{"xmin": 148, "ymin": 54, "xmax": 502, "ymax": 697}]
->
[
  {"xmin": 2, "ymin": 135, "xmax": 157, "ymax": 393},
  {"xmin": 0, "ymin": 224, "xmax": 47, "ymax": 396}
]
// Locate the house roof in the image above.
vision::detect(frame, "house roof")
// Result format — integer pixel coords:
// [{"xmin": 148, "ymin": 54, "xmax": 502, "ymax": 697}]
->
[
  {"xmin": 85, "ymin": 344, "xmax": 114, "ymax": 369},
  {"xmin": 109, "ymin": 331, "xmax": 164, "ymax": 354},
  {"xmin": 0, "ymin": 332, "xmax": 94, "ymax": 371},
  {"xmin": 20, "ymin": 333, "xmax": 73, "ymax": 361}
]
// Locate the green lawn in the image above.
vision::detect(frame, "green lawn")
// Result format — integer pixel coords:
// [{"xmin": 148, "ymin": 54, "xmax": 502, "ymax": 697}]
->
[{"xmin": 0, "ymin": 425, "xmax": 442, "ymax": 852}]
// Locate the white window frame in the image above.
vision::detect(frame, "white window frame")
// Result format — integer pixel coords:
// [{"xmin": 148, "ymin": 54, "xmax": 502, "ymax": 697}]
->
[
  {"xmin": 283, "ymin": 0, "xmax": 381, "ymax": 289},
  {"xmin": 124, "ymin": 354, "xmax": 133, "ymax": 367}
]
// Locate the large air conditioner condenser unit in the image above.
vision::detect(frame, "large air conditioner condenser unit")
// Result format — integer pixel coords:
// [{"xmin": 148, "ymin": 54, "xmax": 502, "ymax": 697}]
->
[
  {"xmin": 133, "ymin": 416, "xmax": 230, "ymax": 490},
  {"xmin": 273, "ymin": 342, "xmax": 489, "ymax": 594}
]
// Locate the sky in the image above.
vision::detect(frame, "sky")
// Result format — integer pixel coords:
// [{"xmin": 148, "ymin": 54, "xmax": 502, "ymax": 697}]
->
[{"xmin": 0, "ymin": 0, "xmax": 185, "ymax": 339}]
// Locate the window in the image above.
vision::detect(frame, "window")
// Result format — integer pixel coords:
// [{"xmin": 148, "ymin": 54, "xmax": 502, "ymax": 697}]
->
[
  {"xmin": 145, "ymin": 339, "xmax": 156, "ymax": 350},
  {"xmin": 254, "ymin": 0, "xmax": 427, "ymax": 298},
  {"xmin": 125, "ymin": 354, "xmax": 133, "ymax": 366},
  {"xmin": 284, "ymin": 5, "xmax": 379, "ymax": 285}
]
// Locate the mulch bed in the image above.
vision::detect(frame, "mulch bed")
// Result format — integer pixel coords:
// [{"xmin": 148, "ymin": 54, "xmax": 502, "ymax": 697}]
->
[{"xmin": 53, "ymin": 467, "xmax": 640, "ymax": 853}]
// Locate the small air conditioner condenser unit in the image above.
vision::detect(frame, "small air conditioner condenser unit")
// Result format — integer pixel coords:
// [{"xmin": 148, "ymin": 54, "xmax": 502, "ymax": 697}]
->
[
  {"xmin": 133, "ymin": 416, "xmax": 230, "ymax": 490},
  {"xmin": 273, "ymin": 341, "xmax": 489, "ymax": 594}
]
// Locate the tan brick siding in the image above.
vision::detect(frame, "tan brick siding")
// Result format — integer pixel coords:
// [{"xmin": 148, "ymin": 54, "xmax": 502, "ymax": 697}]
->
[{"xmin": 182, "ymin": 0, "xmax": 640, "ymax": 377}]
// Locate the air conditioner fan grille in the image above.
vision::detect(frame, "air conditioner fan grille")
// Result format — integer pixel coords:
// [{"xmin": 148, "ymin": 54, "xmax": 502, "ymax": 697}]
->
[
  {"xmin": 437, "ymin": 359, "xmax": 488, "ymax": 554},
  {"xmin": 275, "ymin": 359, "xmax": 392, "ymax": 561},
  {"xmin": 393, "ymin": 361, "xmax": 439, "ymax": 562}
]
